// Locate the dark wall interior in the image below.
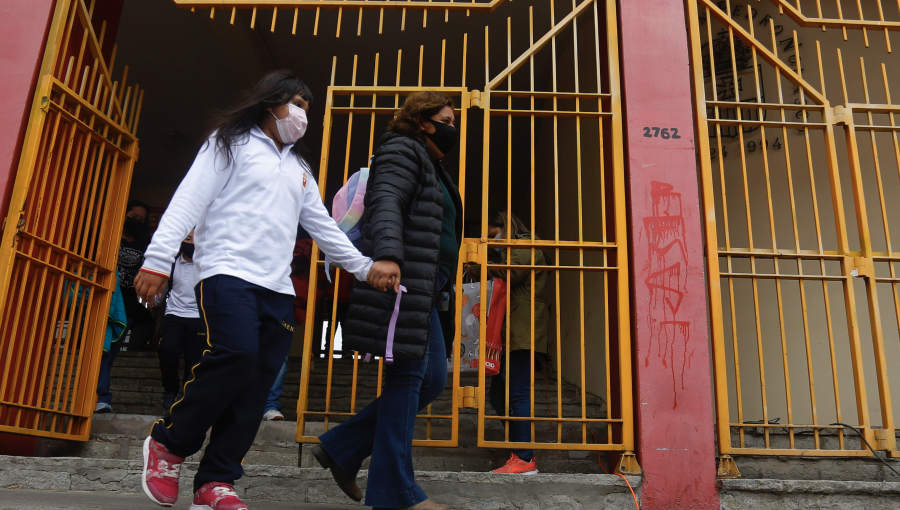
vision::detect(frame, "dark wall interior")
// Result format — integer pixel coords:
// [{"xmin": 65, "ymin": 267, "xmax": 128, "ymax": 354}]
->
[{"xmin": 113, "ymin": 0, "xmax": 595, "ymax": 234}]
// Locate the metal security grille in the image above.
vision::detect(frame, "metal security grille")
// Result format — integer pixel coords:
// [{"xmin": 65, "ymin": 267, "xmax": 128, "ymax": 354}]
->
[
  {"xmin": 687, "ymin": 0, "xmax": 900, "ymax": 461},
  {"xmin": 0, "ymin": 0, "xmax": 142, "ymax": 441},
  {"xmin": 475, "ymin": 0, "xmax": 634, "ymax": 463}
]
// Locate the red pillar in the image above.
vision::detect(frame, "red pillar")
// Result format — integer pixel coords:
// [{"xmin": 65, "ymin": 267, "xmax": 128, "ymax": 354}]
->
[
  {"xmin": 0, "ymin": 0, "xmax": 57, "ymax": 218},
  {"xmin": 0, "ymin": 0, "xmax": 55, "ymax": 455},
  {"xmin": 618, "ymin": 1, "xmax": 719, "ymax": 508}
]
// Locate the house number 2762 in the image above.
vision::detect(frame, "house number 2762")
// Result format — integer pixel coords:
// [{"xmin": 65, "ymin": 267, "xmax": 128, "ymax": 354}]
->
[{"xmin": 642, "ymin": 127, "xmax": 681, "ymax": 139}]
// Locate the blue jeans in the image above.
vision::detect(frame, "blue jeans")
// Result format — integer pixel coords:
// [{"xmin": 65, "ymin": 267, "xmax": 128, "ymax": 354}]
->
[
  {"xmin": 96, "ymin": 318, "xmax": 128, "ymax": 406},
  {"xmin": 265, "ymin": 357, "xmax": 289, "ymax": 413},
  {"xmin": 319, "ymin": 274, "xmax": 448, "ymax": 508},
  {"xmin": 489, "ymin": 350, "xmax": 539, "ymax": 461}
]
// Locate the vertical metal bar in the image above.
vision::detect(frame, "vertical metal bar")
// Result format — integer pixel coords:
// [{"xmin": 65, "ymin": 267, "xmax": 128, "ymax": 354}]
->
[
  {"xmin": 296, "ymin": 71, "xmax": 335, "ymax": 442},
  {"xmin": 477, "ymin": 24, "xmax": 490, "ymax": 449},
  {"xmin": 687, "ymin": 0, "xmax": 736, "ymax": 454},
  {"xmin": 606, "ymin": 0, "xmax": 634, "ymax": 452}
]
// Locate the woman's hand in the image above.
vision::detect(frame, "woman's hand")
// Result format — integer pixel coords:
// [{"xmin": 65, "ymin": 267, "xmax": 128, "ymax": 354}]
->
[
  {"xmin": 368, "ymin": 260, "xmax": 402, "ymax": 292},
  {"xmin": 134, "ymin": 271, "xmax": 168, "ymax": 304}
]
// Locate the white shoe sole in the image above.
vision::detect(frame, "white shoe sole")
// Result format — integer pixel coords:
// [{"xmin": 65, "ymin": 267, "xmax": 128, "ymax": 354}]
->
[
  {"xmin": 491, "ymin": 470, "xmax": 539, "ymax": 475},
  {"xmin": 190, "ymin": 505, "xmax": 248, "ymax": 510},
  {"xmin": 142, "ymin": 436, "xmax": 175, "ymax": 507}
]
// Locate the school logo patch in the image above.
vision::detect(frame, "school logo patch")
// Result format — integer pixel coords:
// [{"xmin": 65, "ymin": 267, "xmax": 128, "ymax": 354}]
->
[{"xmin": 302, "ymin": 172, "xmax": 308, "ymax": 188}]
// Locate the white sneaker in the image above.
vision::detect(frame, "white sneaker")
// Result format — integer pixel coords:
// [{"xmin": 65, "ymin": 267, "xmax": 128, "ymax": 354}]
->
[
  {"xmin": 263, "ymin": 410, "xmax": 284, "ymax": 421},
  {"xmin": 95, "ymin": 402, "xmax": 112, "ymax": 414}
]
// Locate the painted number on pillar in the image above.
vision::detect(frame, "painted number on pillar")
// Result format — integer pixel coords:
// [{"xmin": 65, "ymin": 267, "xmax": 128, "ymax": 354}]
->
[{"xmin": 643, "ymin": 127, "xmax": 682, "ymax": 140}]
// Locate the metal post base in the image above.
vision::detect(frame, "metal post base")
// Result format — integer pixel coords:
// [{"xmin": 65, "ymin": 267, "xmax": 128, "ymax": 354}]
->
[
  {"xmin": 615, "ymin": 451, "xmax": 643, "ymax": 476},
  {"xmin": 717, "ymin": 455, "xmax": 741, "ymax": 478}
]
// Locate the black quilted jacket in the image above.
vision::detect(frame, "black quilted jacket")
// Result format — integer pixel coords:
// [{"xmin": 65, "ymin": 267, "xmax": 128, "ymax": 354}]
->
[{"xmin": 341, "ymin": 132, "xmax": 463, "ymax": 360}]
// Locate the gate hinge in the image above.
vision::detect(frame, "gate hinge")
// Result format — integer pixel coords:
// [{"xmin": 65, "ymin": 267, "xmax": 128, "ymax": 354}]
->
[
  {"xmin": 464, "ymin": 243, "xmax": 481, "ymax": 264},
  {"xmin": 469, "ymin": 90, "xmax": 483, "ymax": 109},
  {"xmin": 457, "ymin": 386, "xmax": 479, "ymax": 409},
  {"xmin": 872, "ymin": 428, "xmax": 895, "ymax": 451},
  {"xmin": 848, "ymin": 256, "xmax": 874, "ymax": 278},
  {"xmin": 833, "ymin": 105, "xmax": 849, "ymax": 125}
]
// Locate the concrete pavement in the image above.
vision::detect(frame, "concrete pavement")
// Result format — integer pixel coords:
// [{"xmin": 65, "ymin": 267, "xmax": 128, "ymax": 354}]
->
[{"xmin": 0, "ymin": 488, "xmax": 359, "ymax": 510}]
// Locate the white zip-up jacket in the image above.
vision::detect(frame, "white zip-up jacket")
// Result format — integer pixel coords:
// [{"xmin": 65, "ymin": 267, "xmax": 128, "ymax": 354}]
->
[{"xmin": 141, "ymin": 126, "xmax": 372, "ymax": 295}]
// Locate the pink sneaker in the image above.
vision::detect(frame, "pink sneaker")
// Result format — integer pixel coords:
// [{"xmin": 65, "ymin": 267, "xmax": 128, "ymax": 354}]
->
[
  {"xmin": 191, "ymin": 482, "xmax": 249, "ymax": 510},
  {"xmin": 142, "ymin": 436, "xmax": 184, "ymax": 507}
]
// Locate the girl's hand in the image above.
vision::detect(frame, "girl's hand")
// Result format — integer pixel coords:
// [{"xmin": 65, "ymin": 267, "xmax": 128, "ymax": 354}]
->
[{"xmin": 134, "ymin": 271, "xmax": 168, "ymax": 304}]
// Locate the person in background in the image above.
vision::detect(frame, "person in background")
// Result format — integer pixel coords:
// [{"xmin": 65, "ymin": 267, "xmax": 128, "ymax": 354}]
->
[
  {"xmin": 313, "ymin": 91, "xmax": 463, "ymax": 510},
  {"xmin": 263, "ymin": 228, "xmax": 314, "ymax": 422},
  {"xmin": 263, "ymin": 228, "xmax": 353, "ymax": 421},
  {"xmin": 120, "ymin": 199, "xmax": 156, "ymax": 351},
  {"xmin": 132, "ymin": 70, "xmax": 395, "ymax": 510},
  {"xmin": 154, "ymin": 230, "xmax": 203, "ymax": 412},
  {"xmin": 468, "ymin": 211, "xmax": 549, "ymax": 475},
  {"xmin": 95, "ymin": 199, "xmax": 151, "ymax": 413}
]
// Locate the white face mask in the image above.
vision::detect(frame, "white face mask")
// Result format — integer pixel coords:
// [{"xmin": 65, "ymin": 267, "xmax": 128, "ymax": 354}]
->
[{"xmin": 271, "ymin": 103, "xmax": 308, "ymax": 144}]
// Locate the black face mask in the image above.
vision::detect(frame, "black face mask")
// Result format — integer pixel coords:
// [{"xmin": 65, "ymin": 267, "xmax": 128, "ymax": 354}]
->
[
  {"xmin": 423, "ymin": 121, "xmax": 458, "ymax": 156},
  {"xmin": 181, "ymin": 242, "xmax": 195, "ymax": 259},
  {"xmin": 123, "ymin": 216, "xmax": 145, "ymax": 237}
]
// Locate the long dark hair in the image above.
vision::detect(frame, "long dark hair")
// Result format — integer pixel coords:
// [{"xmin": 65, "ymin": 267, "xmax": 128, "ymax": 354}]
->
[{"xmin": 206, "ymin": 69, "xmax": 313, "ymax": 166}]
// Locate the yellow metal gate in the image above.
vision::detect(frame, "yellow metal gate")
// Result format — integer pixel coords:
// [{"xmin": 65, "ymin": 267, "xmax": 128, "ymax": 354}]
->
[
  {"xmin": 295, "ymin": 84, "xmax": 474, "ymax": 447},
  {"xmin": 174, "ymin": 0, "xmax": 634, "ymax": 465},
  {"xmin": 687, "ymin": 0, "xmax": 900, "ymax": 460},
  {"xmin": 473, "ymin": 0, "xmax": 634, "ymax": 462},
  {"xmin": 0, "ymin": 0, "xmax": 143, "ymax": 441}
]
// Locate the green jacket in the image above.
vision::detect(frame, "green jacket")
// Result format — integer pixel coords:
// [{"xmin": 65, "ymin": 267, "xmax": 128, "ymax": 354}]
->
[{"xmin": 470, "ymin": 234, "xmax": 549, "ymax": 353}]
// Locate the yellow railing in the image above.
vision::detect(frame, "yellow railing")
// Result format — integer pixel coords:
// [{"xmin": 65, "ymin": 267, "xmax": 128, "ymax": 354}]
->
[{"xmin": 688, "ymin": 0, "xmax": 900, "ymax": 465}]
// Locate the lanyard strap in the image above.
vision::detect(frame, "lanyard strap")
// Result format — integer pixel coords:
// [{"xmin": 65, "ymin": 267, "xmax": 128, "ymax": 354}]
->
[
  {"xmin": 384, "ymin": 285, "xmax": 407, "ymax": 364},
  {"xmin": 364, "ymin": 284, "xmax": 407, "ymax": 364}
]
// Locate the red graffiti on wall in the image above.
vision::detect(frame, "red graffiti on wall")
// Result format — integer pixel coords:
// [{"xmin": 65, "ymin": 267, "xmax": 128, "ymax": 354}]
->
[{"xmin": 643, "ymin": 181, "xmax": 691, "ymax": 409}]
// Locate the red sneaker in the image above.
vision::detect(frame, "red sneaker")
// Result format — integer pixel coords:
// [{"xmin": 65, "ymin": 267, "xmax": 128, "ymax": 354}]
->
[
  {"xmin": 491, "ymin": 453, "xmax": 539, "ymax": 475},
  {"xmin": 191, "ymin": 482, "xmax": 249, "ymax": 510},
  {"xmin": 142, "ymin": 436, "xmax": 184, "ymax": 507}
]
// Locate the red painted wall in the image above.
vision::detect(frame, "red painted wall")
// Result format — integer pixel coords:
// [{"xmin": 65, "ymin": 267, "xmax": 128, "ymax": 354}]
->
[
  {"xmin": 619, "ymin": 0, "xmax": 720, "ymax": 508},
  {"xmin": 0, "ymin": 0, "xmax": 57, "ymax": 219}
]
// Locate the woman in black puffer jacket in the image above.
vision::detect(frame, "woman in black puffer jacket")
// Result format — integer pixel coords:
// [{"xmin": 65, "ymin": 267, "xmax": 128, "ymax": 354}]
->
[{"xmin": 314, "ymin": 92, "xmax": 462, "ymax": 510}]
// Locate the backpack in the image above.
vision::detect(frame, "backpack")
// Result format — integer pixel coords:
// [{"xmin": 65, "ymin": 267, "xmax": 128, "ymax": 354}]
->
[{"xmin": 324, "ymin": 166, "xmax": 369, "ymax": 281}]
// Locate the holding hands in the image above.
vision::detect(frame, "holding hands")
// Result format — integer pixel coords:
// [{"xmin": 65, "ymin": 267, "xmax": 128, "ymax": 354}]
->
[{"xmin": 368, "ymin": 260, "xmax": 402, "ymax": 293}]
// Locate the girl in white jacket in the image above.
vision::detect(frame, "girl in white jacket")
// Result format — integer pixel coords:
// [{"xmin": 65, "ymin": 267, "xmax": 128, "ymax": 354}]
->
[{"xmin": 133, "ymin": 70, "xmax": 398, "ymax": 510}]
